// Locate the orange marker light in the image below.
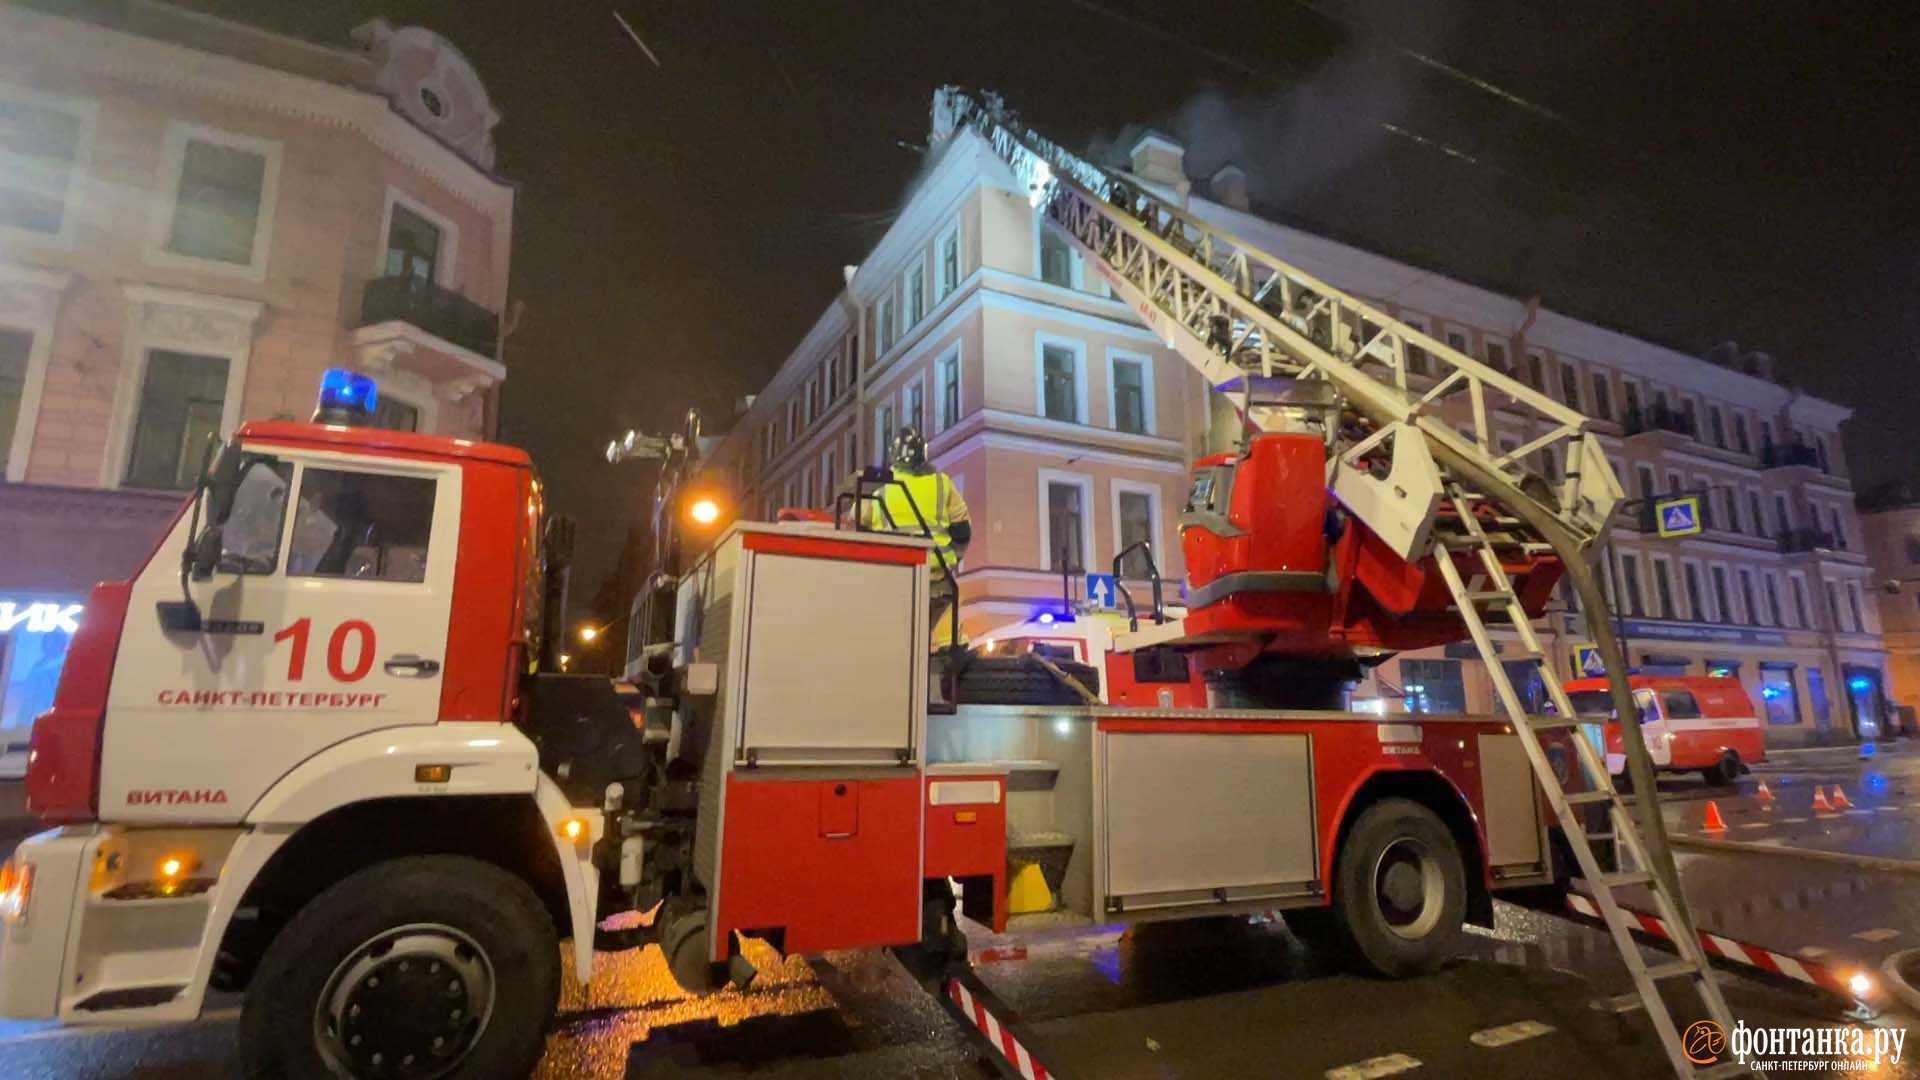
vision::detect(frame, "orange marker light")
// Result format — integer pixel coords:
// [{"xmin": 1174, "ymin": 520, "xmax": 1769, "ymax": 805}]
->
[
  {"xmin": 559, "ymin": 818, "xmax": 587, "ymax": 843},
  {"xmin": 0, "ymin": 861, "xmax": 32, "ymax": 922}
]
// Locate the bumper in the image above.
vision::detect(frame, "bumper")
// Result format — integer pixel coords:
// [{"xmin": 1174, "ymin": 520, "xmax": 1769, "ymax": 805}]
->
[{"xmin": 0, "ymin": 827, "xmax": 95, "ymax": 1019}]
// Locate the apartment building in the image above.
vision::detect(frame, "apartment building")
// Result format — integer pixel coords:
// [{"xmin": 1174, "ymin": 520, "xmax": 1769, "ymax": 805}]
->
[
  {"xmin": 705, "ymin": 119, "xmax": 1882, "ymax": 748},
  {"xmin": 1857, "ymin": 484, "xmax": 1920, "ymax": 730},
  {"xmin": 0, "ymin": 1, "xmax": 515, "ymax": 761}
]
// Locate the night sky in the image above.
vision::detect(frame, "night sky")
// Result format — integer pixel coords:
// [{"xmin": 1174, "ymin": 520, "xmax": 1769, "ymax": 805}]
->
[{"xmin": 174, "ymin": 1, "xmax": 1920, "ymax": 598}]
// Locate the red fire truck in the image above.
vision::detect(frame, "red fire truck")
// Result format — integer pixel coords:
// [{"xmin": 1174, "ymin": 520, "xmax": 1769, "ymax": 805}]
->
[{"xmin": 0, "ymin": 90, "xmax": 1734, "ymax": 1079}]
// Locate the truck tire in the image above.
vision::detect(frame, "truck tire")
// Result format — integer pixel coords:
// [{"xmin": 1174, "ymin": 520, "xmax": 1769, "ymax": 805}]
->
[
  {"xmin": 1331, "ymin": 799, "xmax": 1467, "ymax": 978},
  {"xmin": 239, "ymin": 855, "xmax": 559, "ymax": 1080},
  {"xmin": 1702, "ymin": 749, "xmax": 1741, "ymax": 787},
  {"xmin": 953, "ymin": 656, "xmax": 1099, "ymax": 706}
]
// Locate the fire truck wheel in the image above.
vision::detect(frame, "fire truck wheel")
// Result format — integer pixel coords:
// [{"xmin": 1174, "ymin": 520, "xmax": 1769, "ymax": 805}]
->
[
  {"xmin": 1332, "ymin": 799, "xmax": 1467, "ymax": 978},
  {"xmin": 1701, "ymin": 750, "xmax": 1741, "ymax": 787},
  {"xmin": 660, "ymin": 909, "xmax": 727, "ymax": 994},
  {"xmin": 239, "ymin": 855, "xmax": 558, "ymax": 1080}
]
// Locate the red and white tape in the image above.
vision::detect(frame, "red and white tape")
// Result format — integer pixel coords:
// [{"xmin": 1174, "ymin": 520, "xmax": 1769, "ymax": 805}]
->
[
  {"xmin": 947, "ymin": 976, "xmax": 1055, "ymax": 1080},
  {"xmin": 1566, "ymin": 891, "xmax": 1855, "ymax": 997}
]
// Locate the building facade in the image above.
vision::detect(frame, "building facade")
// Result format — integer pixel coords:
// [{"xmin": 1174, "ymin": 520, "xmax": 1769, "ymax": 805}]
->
[
  {"xmin": 1857, "ymin": 485, "xmax": 1920, "ymax": 730},
  {"xmin": 0, "ymin": 1, "xmax": 514, "ymax": 763},
  {"xmin": 704, "ymin": 119, "xmax": 1883, "ymax": 748}
]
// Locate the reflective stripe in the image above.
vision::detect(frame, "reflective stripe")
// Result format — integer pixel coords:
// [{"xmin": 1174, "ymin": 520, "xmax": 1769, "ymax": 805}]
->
[{"xmin": 873, "ymin": 472, "xmax": 954, "ymax": 565}]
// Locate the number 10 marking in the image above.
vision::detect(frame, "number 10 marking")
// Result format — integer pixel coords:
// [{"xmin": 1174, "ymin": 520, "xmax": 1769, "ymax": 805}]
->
[{"xmin": 273, "ymin": 618, "xmax": 377, "ymax": 682}]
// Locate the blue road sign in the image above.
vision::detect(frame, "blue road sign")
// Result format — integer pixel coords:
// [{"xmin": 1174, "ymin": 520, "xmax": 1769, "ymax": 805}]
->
[
  {"xmin": 1655, "ymin": 495, "xmax": 1702, "ymax": 538},
  {"xmin": 1572, "ymin": 643, "xmax": 1607, "ymax": 678},
  {"xmin": 1086, "ymin": 573, "xmax": 1119, "ymax": 609}
]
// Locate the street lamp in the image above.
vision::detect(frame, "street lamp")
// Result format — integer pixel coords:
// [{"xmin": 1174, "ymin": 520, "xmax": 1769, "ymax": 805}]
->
[
  {"xmin": 688, "ymin": 496, "xmax": 721, "ymax": 526},
  {"xmin": 578, "ymin": 625, "xmax": 599, "ymax": 643}
]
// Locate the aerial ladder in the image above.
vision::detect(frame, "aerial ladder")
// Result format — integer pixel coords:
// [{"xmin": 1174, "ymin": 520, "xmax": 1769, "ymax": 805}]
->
[{"xmin": 934, "ymin": 88, "xmax": 1744, "ymax": 1079}]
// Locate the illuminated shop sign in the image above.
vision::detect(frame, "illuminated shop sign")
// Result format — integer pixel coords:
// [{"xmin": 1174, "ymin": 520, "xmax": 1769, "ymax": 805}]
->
[{"xmin": 0, "ymin": 601, "xmax": 83, "ymax": 635}]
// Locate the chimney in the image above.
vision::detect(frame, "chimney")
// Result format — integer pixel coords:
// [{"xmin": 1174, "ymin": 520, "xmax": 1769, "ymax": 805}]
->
[
  {"xmin": 1129, "ymin": 131, "xmax": 1187, "ymax": 188},
  {"xmin": 1742, "ymin": 350, "xmax": 1775, "ymax": 381},
  {"xmin": 1210, "ymin": 163, "xmax": 1249, "ymax": 211},
  {"xmin": 1706, "ymin": 340, "xmax": 1741, "ymax": 368}
]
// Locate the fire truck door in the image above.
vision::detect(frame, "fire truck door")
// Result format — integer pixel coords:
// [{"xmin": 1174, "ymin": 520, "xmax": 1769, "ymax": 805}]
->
[{"xmin": 100, "ymin": 451, "xmax": 461, "ymax": 822}]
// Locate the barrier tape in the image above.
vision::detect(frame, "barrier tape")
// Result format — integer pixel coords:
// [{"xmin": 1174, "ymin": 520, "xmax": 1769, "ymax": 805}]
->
[
  {"xmin": 1566, "ymin": 891, "xmax": 1856, "ymax": 998},
  {"xmin": 947, "ymin": 975, "xmax": 1055, "ymax": 1080}
]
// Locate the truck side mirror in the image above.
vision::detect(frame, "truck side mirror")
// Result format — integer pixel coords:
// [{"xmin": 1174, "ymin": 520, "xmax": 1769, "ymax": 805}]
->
[{"xmin": 188, "ymin": 526, "xmax": 224, "ymax": 582}]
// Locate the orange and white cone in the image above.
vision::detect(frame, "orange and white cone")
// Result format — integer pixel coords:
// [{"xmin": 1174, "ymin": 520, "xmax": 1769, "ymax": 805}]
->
[
  {"xmin": 1830, "ymin": 786, "xmax": 1853, "ymax": 810},
  {"xmin": 1755, "ymin": 780, "xmax": 1775, "ymax": 805},
  {"xmin": 1702, "ymin": 800, "xmax": 1728, "ymax": 831},
  {"xmin": 1811, "ymin": 785, "xmax": 1834, "ymax": 812}
]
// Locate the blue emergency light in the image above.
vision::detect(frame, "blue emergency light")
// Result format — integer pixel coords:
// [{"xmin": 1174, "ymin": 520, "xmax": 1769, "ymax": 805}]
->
[{"xmin": 315, "ymin": 368, "xmax": 378, "ymax": 425}]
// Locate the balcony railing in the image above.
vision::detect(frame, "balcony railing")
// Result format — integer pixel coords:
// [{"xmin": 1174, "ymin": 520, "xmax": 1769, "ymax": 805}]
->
[
  {"xmin": 1761, "ymin": 442, "xmax": 1824, "ymax": 471},
  {"xmin": 1777, "ymin": 528, "xmax": 1838, "ymax": 554},
  {"xmin": 360, "ymin": 275, "xmax": 499, "ymax": 359},
  {"xmin": 1622, "ymin": 405, "xmax": 1697, "ymax": 439}
]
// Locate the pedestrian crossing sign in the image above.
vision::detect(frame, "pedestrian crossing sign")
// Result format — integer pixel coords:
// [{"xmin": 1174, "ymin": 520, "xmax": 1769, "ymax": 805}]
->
[
  {"xmin": 1654, "ymin": 495, "xmax": 1702, "ymax": 538},
  {"xmin": 1572, "ymin": 643, "xmax": 1606, "ymax": 678}
]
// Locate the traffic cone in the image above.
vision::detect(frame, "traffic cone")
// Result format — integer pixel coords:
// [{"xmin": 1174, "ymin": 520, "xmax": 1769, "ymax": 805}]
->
[
  {"xmin": 1831, "ymin": 786, "xmax": 1852, "ymax": 810},
  {"xmin": 1811, "ymin": 785, "xmax": 1834, "ymax": 812},
  {"xmin": 1702, "ymin": 800, "xmax": 1727, "ymax": 831},
  {"xmin": 1755, "ymin": 780, "xmax": 1775, "ymax": 805}
]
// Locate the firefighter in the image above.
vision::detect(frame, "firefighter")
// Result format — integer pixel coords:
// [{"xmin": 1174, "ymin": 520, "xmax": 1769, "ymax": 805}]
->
[{"xmin": 871, "ymin": 427, "xmax": 970, "ymax": 644}]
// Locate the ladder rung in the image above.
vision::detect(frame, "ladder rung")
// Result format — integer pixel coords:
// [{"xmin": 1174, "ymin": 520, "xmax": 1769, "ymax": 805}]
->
[
  {"xmin": 1566, "ymin": 790, "xmax": 1622, "ymax": 806},
  {"xmin": 1580, "ymin": 831, "xmax": 1616, "ymax": 844},
  {"xmin": 1528, "ymin": 716, "xmax": 1585, "ymax": 730},
  {"xmin": 1462, "ymin": 590, "xmax": 1516, "ymax": 604},
  {"xmin": 1641, "ymin": 958, "xmax": 1703, "ymax": 982},
  {"xmin": 1599, "ymin": 870, "xmax": 1653, "ymax": 890}
]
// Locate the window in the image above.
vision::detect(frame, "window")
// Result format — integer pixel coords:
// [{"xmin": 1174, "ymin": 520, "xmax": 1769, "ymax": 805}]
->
[
  {"xmin": 1662, "ymin": 691, "xmax": 1703, "ymax": 720},
  {"xmin": 802, "ymin": 465, "xmax": 816, "ymax": 508},
  {"xmin": 288, "ymin": 468, "xmax": 436, "ymax": 582},
  {"xmin": 786, "ymin": 400, "xmax": 797, "ymax": 443},
  {"xmin": 1697, "ymin": 483, "xmax": 1714, "ymax": 529},
  {"xmin": 1044, "ymin": 479, "xmax": 1088, "ymax": 571},
  {"xmin": 0, "ymin": 329, "xmax": 27, "ymax": 475},
  {"xmin": 1636, "ymin": 465, "xmax": 1655, "ymax": 501},
  {"xmin": 1761, "ymin": 665, "xmax": 1799, "ymax": 726},
  {"xmin": 1526, "ymin": 352, "xmax": 1545, "ymax": 391},
  {"xmin": 905, "ymin": 265, "xmax": 926, "ymax": 328},
  {"xmin": 1039, "ymin": 226, "xmax": 1074, "ymax": 288},
  {"xmin": 1738, "ymin": 569, "xmax": 1757, "ymax": 626},
  {"xmin": 383, "ymin": 202, "xmax": 442, "ymax": 282},
  {"xmin": 1590, "ymin": 372, "xmax": 1612, "ymax": 421},
  {"xmin": 821, "ymin": 448, "xmax": 836, "ymax": 503},
  {"xmin": 1667, "ymin": 470, "xmax": 1684, "ymax": 498},
  {"xmin": 1537, "ymin": 447, "xmax": 1559, "ymax": 484},
  {"xmin": 1848, "ymin": 582, "xmax": 1866, "ymax": 633},
  {"xmin": 872, "ymin": 402, "xmax": 894, "ymax": 465},
  {"xmin": 1622, "ymin": 380, "xmax": 1641, "ymax": 419},
  {"xmin": 1722, "ymin": 488, "xmax": 1741, "ymax": 534},
  {"xmin": 1038, "ymin": 338, "xmax": 1083, "ymax": 423},
  {"xmin": 1681, "ymin": 398, "xmax": 1699, "ymax": 436},
  {"xmin": 124, "ymin": 350, "xmax": 229, "ymax": 490},
  {"xmin": 1110, "ymin": 352, "xmax": 1151, "ymax": 434},
  {"xmin": 1826, "ymin": 580, "xmax": 1845, "ymax": 631},
  {"xmin": 1734, "ymin": 413, "xmax": 1751, "ymax": 454},
  {"xmin": 903, "ymin": 380, "xmax": 924, "ymax": 433},
  {"xmin": 877, "ymin": 296, "xmax": 896, "ymax": 355},
  {"xmin": 1907, "ymin": 535, "xmax": 1920, "ymax": 565},
  {"xmin": 1484, "ymin": 340, "xmax": 1507, "ymax": 372},
  {"xmin": 1830, "ymin": 506, "xmax": 1848, "ymax": 550},
  {"xmin": 1653, "ymin": 558, "xmax": 1676, "ymax": 618},
  {"xmin": 1708, "ymin": 407, "xmax": 1727, "ymax": 449},
  {"xmin": 1748, "ymin": 491, "xmax": 1767, "ymax": 538},
  {"xmin": 371, "ymin": 395, "xmax": 419, "ymax": 433},
  {"xmin": 936, "ymin": 223, "xmax": 960, "ymax": 301},
  {"xmin": 1764, "ymin": 574, "xmax": 1784, "ymax": 626},
  {"xmin": 1774, "ymin": 494, "xmax": 1793, "ymax": 534},
  {"xmin": 0, "ymin": 92, "xmax": 90, "ymax": 240},
  {"xmin": 1117, "ymin": 487, "xmax": 1157, "ymax": 577},
  {"xmin": 1619, "ymin": 552, "xmax": 1644, "ymax": 617},
  {"xmin": 826, "ymin": 354, "xmax": 840, "ymax": 402},
  {"xmin": 216, "ymin": 457, "xmax": 293, "ymax": 574},
  {"xmin": 1711, "ymin": 565, "xmax": 1733, "ymax": 623},
  {"xmin": 1791, "ymin": 576, "xmax": 1810, "ymax": 628},
  {"xmin": 936, "ymin": 346, "xmax": 961, "ymax": 431},
  {"xmin": 158, "ymin": 127, "xmax": 275, "ymax": 269},
  {"xmin": 1683, "ymin": 563, "xmax": 1704, "ymax": 621},
  {"xmin": 1400, "ymin": 659, "xmax": 1466, "ymax": 715},
  {"xmin": 1558, "ymin": 361, "xmax": 1580, "ymax": 409},
  {"xmin": 803, "ymin": 380, "xmax": 818, "ymax": 426}
]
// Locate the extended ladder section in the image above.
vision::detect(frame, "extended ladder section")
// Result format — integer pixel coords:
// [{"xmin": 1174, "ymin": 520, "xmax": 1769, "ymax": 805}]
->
[{"xmin": 937, "ymin": 88, "xmax": 1744, "ymax": 1078}]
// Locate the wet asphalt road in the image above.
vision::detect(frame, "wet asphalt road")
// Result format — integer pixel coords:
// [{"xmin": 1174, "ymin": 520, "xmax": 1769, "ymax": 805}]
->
[{"xmin": 1, "ymin": 743, "xmax": 1914, "ymax": 1078}]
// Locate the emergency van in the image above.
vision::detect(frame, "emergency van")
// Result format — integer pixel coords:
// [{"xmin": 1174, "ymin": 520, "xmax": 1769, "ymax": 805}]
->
[{"xmin": 1565, "ymin": 675, "xmax": 1765, "ymax": 786}]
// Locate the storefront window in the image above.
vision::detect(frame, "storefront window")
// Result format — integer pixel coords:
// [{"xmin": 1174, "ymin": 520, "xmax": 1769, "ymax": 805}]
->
[
  {"xmin": 1400, "ymin": 658, "xmax": 1466, "ymax": 715},
  {"xmin": 1807, "ymin": 668, "xmax": 1831, "ymax": 730},
  {"xmin": 1760, "ymin": 664, "xmax": 1800, "ymax": 726},
  {"xmin": 0, "ymin": 598, "xmax": 80, "ymax": 750},
  {"xmin": 1844, "ymin": 667, "xmax": 1885, "ymax": 740}
]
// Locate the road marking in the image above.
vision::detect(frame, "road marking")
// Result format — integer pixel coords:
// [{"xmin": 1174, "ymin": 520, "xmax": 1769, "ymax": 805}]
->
[
  {"xmin": 1469, "ymin": 1019, "xmax": 1555, "ymax": 1047},
  {"xmin": 1327, "ymin": 1053, "xmax": 1423, "ymax": 1079},
  {"xmin": 1780, "ymin": 817, "xmax": 1809, "ymax": 824},
  {"xmin": 1854, "ymin": 928, "xmax": 1901, "ymax": 943},
  {"xmin": 1739, "ymin": 822, "xmax": 1768, "ymax": 829},
  {"xmin": 1875, "ymin": 806, "xmax": 1901, "ymax": 813},
  {"xmin": 1846, "ymin": 809, "xmax": 1874, "ymax": 816}
]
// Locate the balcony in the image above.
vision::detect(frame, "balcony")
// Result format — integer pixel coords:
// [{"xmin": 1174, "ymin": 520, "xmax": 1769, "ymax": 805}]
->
[
  {"xmin": 1777, "ymin": 528, "xmax": 1838, "ymax": 554},
  {"xmin": 1622, "ymin": 405, "xmax": 1696, "ymax": 440},
  {"xmin": 1761, "ymin": 442, "xmax": 1824, "ymax": 471},
  {"xmin": 360, "ymin": 275, "xmax": 499, "ymax": 360}
]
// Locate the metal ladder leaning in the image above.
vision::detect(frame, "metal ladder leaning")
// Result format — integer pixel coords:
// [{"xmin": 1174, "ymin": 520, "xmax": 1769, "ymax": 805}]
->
[{"xmin": 1433, "ymin": 481, "xmax": 1749, "ymax": 1079}]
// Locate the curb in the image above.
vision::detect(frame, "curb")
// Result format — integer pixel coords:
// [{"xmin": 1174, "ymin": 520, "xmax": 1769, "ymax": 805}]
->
[
  {"xmin": 1670, "ymin": 834, "xmax": 1920, "ymax": 876},
  {"xmin": 1883, "ymin": 949, "xmax": 1920, "ymax": 1014}
]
